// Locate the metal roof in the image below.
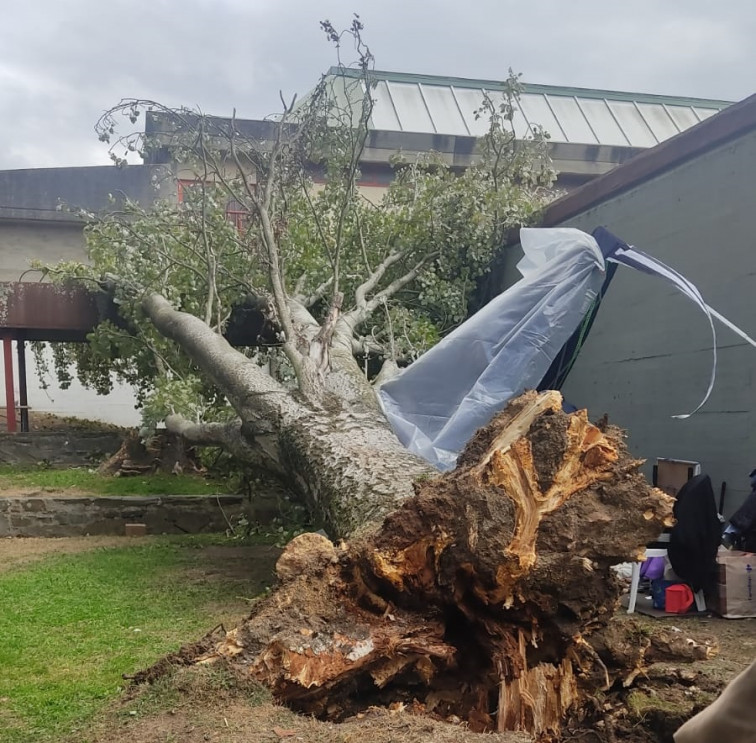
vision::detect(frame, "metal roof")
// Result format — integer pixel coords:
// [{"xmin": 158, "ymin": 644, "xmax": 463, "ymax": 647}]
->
[
  {"xmin": 539, "ymin": 91, "xmax": 756, "ymax": 226},
  {"xmin": 327, "ymin": 68, "xmax": 732, "ymax": 149}
]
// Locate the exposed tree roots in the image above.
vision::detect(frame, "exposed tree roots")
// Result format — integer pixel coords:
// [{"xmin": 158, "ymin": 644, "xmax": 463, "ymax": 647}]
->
[{"xmin": 133, "ymin": 391, "xmax": 718, "ymax": 740}]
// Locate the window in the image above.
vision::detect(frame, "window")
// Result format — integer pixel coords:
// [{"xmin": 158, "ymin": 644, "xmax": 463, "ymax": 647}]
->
[
  {"xmin": 225, "ymin": 198, "xmax": 250, "ymax": 232},
  {"xmin": 177, "ymin": 178, "xmax": 205, "ymax": 203},
  {"xmin": 177, "ymin": 179, "xmax": 252, "ymax": 232}
]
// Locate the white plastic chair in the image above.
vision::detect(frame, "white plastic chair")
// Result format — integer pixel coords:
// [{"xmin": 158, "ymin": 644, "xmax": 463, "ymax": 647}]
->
[{"xmin": 627, "ymin": 541, "xmax": 706, "ymax": 614}]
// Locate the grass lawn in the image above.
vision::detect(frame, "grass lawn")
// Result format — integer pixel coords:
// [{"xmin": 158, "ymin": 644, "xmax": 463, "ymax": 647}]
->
[
  {"xmin": 0, "ymin": 465, "xmax": 229, "ymax": 496},
  {"xmin": 0, "ymin": 535, "xmax": 276, "ymax": 743}
]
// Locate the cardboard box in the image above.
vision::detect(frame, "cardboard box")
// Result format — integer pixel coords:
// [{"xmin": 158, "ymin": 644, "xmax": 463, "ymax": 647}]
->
[
  {"xmin": 712, "ymin": 550, "xmax": 756, "ymax": 618},
  {"xmin": 655, "ymin": 458, "xmax": 701, "ymax": 498}
]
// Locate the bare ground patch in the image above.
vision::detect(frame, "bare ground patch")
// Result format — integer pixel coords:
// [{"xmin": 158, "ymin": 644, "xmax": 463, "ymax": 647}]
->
[
  {"xmin": 84, "ymin": 665, "xmax": 529, "ymax": 743},
  {"xmin": 0, "ymin": 486, "xmax": 111, "ymax": 497},
  {"xmin": 0, "ymin": 535, "xmax": 151, "ymax": 572}
]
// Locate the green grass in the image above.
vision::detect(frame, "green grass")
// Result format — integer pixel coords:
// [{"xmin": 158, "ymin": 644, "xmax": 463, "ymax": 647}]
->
[
  {"xmin": 0, "ymin": 465, "xmax": 229, "ymax": 496},
  {"xmin": 121, "ymin": 663, "xmax": 271, "ymax": 722},
  {"xmin": 0, "ymin": 536, "xmax": 267, "ymax": 742}
]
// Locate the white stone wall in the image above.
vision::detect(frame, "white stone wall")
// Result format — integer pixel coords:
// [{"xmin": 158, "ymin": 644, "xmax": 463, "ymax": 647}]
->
[{"xmin": 1, "ymin": 342, "xmax": 140, "ymax": 428}]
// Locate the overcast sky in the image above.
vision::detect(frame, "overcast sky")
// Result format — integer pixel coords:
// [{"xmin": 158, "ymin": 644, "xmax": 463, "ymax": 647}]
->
[{"xmin": 2, "ymin": 0, "xmax": 754, "ymax": 171}]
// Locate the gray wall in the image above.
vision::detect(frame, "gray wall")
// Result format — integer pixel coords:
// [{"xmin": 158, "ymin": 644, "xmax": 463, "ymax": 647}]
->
[
  {"xmin": 0, "ymin": 164, "xmax": 173, "ymax": 222},
  {"xmin": 0, "ymin": 221, "xmax": 86, "ymax": 281},
  {"xmin": 502, "ymin": 131, "xmax": 756, "ymax": 516},
  {"xmin": 0, "ymin": 163, "xmax": 173, "ymax": 281}
]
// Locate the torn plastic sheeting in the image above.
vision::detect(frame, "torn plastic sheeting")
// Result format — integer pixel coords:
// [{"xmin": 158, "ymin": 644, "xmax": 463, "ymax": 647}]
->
[
  {"xmin": 597, "ymin": 229, "xmax": 715, "ymax": 419},
  {"xmin": 380, "ymin": 226, "xmax": 756, "ymax": 471},
  {"xmin": 378, "ymin": 228, "xmax": 606, "ymax": 471}
]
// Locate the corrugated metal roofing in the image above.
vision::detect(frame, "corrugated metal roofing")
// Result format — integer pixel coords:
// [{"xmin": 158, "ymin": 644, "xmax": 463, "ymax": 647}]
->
[{"xmin": 327, "ymin": 68, "xmax": 732, "ymax": 149}]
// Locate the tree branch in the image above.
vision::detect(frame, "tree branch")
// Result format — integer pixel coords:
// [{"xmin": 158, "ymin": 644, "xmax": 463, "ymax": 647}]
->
[
  {"xmin": 165, "ymin": 414, "xmax": 285, "ymax": 477},
  {"xmin": 299, "ymin": 170, "xmax": 334, "ymax": 268},
  {"xmin": 373, "ymin": 358, "xmax": 400, "ymax": 389},
  {"xmin": 196, "ymin": 121, "xmax": 221, "ymax": 328},
  {"xmin": 353, "ymin": 251, "xmax": 404, "ymax": 312},
  {"xmin": 339, "ymin": 251, "xmax": 439, "ymax": 334},
  {"xmin": 293, "ymin": 275, "xmax": 333, "ymax": 308},
  {"xmin": 228, "ymin": 111, "xmax": 304, "ymax": 381},
  {"xmin": 365, "ymin": 252, "xmax": 440, "ymax": 314},
  {"xmin": 141, "ymin": 292, "xmax": 299, "ymax": 425}
]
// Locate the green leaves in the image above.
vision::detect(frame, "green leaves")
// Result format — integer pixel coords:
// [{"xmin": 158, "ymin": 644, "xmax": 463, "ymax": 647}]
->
[
  {"xmin": 140, "ymin": 377, "xmax": 209, "ymax": 433},
  {"xmin": 44, "ymin": 27, "xmax": 553, "ymax": 432}
]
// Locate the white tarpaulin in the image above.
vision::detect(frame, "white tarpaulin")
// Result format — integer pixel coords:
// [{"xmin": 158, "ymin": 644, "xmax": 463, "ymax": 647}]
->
[
  {"xmin": 379, "ymin": 227, "xmax": 756, "ymax": 470},
  {"xmin": 379, "ymin": 228, "xmax": 606, "ymax": 470}
]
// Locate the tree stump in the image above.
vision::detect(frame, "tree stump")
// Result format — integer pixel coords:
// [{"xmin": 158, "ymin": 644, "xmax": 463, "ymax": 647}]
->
[
  {"xmin": 143, "ymin": 391, "xmax": 679, "ymax": 738},
  {"xmin": 98, "ymin": 431, "xmax": 201, "ymax": 476}
]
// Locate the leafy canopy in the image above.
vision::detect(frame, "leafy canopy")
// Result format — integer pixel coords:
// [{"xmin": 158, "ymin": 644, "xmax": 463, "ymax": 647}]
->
[{"xmin": 36, "ymin": 19, "xmax": 555, "ymax": 431}]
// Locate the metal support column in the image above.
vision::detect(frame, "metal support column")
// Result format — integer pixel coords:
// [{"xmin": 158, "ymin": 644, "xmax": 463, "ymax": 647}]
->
[
  {"xmin": 3, "ymin": 336, "xmax": 16, "ymax": 433},
  {"xmin": 16, "ymin": 339, "xmax": 29, "ymax": 433}
]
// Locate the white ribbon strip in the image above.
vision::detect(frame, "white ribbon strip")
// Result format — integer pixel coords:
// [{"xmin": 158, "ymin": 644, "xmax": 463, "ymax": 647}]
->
[
  {"xmin": 608, "ymin": 245, "xmax": 756, "ymax": 418},
  {"xmin": 706, "ymin": 305, "xmax": 756, "ymax": 347}
]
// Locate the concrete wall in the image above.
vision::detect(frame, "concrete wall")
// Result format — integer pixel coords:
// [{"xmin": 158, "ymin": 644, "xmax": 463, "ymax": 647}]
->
[
  {"xmin": 0, "ymin": 495, "xmax": 246, "ymax": 537},
  {"xmin": 0, "ymin": 341, "xmax": 140, "ymax": 427},
  {"xmin": 0, "ymin": 164, "xmax": 173, "ymax": 222},
  {"xmin": 499, "ymin": 130, "xmax": 756, "ymax": 516},
  {"xmin": 0, "ymin": 430, "xmax": 123, "ymax": 465},
  {"xmin": 0, "ymin": 164, "xmax": 175, "ymax": 281},
  {"xmin": 0, "ymin": 222, "xmax": 86, "ymax": 282}
]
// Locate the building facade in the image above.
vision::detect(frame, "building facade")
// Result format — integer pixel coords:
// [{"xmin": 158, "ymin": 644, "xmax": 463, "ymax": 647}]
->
[{"xmin": 494, "ymin": 93, "xmax": 756, "ymax": 516}]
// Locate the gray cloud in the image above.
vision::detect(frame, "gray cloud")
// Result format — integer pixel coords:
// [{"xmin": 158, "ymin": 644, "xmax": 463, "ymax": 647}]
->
[{"xmin": 1, "ymin": 0, "xmax": 754, "ymax": 170}]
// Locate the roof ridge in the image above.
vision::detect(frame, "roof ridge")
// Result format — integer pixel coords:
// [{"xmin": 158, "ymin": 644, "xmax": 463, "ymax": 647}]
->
[{"xmin": 327, "ymin": 66, "xmax": 732, "ymax": 109}]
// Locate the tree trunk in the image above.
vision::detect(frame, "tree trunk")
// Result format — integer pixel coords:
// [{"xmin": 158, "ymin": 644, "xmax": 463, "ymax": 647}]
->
[
  {"xmin": 273, "ymin": 405, "xmax": 434, "ymax": 537},
  {"xmin": 143, "ymin": 291, "xmax": 433, "ymax": 538},
  {"xmin": 143, "ymin": 390, "xmax": 682, "ymax": 739}
]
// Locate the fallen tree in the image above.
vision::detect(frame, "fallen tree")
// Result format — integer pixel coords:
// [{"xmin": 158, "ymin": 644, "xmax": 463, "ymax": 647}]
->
[
  {"xmin": 38, "ymin": 23, "xmax": 716, "ymax": 739},
  {"xmin": 132, "ymin": 390, "xmax": 692, "ymax": 738}
]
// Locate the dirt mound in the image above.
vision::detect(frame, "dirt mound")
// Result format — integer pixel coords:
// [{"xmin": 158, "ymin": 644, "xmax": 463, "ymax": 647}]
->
[
  {"xmin": 86, "ymin": 664, "xmax": 529, "ymax": 743},
  {"xmin": 0, "ymin": 408, "xmax": 127, "ymax": 433}
]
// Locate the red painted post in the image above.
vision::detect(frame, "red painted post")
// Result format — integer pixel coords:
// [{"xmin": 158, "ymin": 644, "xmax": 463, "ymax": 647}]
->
[{"xmin": 3, "ymin": 336, "xmax": 17, "ymax": 433}]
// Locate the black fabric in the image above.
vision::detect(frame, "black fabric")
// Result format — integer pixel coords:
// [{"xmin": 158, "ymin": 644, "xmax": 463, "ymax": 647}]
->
[
  {"xmin": 592, "ymin": 226, "xmax": 629, "ymax": 260},
  {"xmin": 537, "ymin": 226, "xmax": 620, "ymax": 393},
  {"xmin": 729, "ymin": 488, "xmax": 756, "ymax": 551},
  {"xmin": 668, "ymin": 474, "xmax": 722, "ymax": 593}
]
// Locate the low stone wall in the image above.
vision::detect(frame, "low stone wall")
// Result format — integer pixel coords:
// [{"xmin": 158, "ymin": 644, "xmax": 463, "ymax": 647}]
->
[
  {"xmin": 0, "ymin": 494, "xmax": 246, "ymax": 537},
  {"xmin": 0, "ymin": 431, "xmax": 123, "ymax": 466}
]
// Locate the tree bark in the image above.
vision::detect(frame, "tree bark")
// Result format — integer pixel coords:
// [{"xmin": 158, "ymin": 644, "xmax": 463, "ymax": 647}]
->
[
  {"xmin": 142, "ymin": 390, "xmax": 681, "ymax": 738},
  {"xmin": 141, "ymin": 291, "xmax": 433, "ymax": 536}
]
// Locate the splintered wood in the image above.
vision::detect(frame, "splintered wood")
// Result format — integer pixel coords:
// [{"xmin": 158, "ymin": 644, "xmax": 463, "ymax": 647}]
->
[
  {"xmin": 144, "ymin": 391, "xmax": 686, "ymax": 739},
  {"xmin": 497, "ymin": 632, "xmax": 577, "ymax": 734},
  {"xmin": 480, "ymin": 392, "xmax": 618, "ymax": 574}
]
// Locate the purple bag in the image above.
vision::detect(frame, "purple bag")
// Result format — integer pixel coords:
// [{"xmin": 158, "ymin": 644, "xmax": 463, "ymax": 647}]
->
[{"xmin": 640, "ymin": 556, "xmax": 666, "ymax": 581}]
